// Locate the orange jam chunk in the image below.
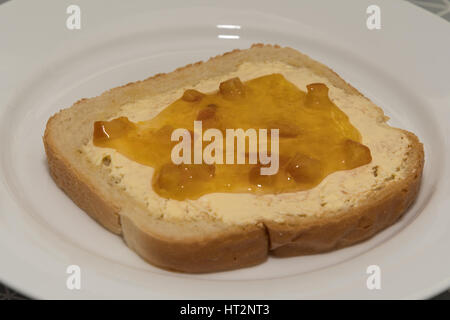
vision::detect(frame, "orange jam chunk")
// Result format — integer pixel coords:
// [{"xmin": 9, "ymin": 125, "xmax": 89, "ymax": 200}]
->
[{"xmin": 93, "ymin": 74, "xmax": 371, "ymax": 200}]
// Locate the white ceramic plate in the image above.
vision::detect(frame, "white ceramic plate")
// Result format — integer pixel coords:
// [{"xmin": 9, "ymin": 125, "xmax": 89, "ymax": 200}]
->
[{"xmin": 0, "ymin": 0, "xmax": 449, "ymax": 299}]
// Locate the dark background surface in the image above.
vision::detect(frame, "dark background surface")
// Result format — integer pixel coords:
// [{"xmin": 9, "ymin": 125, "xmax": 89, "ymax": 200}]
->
[{"xmin": 0, "ymin": 0, "xmax": 449, "ymax": 300}]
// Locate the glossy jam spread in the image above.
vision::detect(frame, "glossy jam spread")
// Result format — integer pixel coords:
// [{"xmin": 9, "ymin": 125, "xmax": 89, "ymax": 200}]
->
[{"xmin": 93, "ymin": 74, "xmax": 371, "ymax": 200}]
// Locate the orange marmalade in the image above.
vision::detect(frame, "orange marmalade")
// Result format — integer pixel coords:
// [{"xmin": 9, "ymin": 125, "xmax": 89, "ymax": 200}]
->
[{"xmin": 93, "ymin": 74, "xmax": 371, "ymax": 200}]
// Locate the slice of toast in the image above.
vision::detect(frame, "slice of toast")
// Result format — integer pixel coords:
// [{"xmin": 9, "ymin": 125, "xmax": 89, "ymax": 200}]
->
[{"xmin": 44, "ymin": 44, "xmax": 424, "ymax": 273}]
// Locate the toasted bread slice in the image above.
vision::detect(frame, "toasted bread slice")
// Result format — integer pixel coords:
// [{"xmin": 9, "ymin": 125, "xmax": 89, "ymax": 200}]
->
[{"xmin": 43, "ymin": 44, "xmax": 424, "ymax": 273}]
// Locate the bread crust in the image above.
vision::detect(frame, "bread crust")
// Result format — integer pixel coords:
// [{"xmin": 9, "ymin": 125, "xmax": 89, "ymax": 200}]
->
[
  {"xmin": 121, "ymin": 215, "xmax": 269, "ymax": 273},
  {"xmin": 43, "ymin": 44, "xmax": 424, "ymax": 273},
  {"xmin": 44, "ymin": 119, "xmax": 122, "ymax": 235}
]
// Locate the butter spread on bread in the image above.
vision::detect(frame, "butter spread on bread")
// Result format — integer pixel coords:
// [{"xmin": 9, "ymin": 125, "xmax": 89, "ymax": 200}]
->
[
  {"xmin": 91, "ymin": 73, "xmax": 371, "ymax": 200},
  {"xmin": 82, "ymin": 61, "xmax": 416, "ymax": 224}
]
